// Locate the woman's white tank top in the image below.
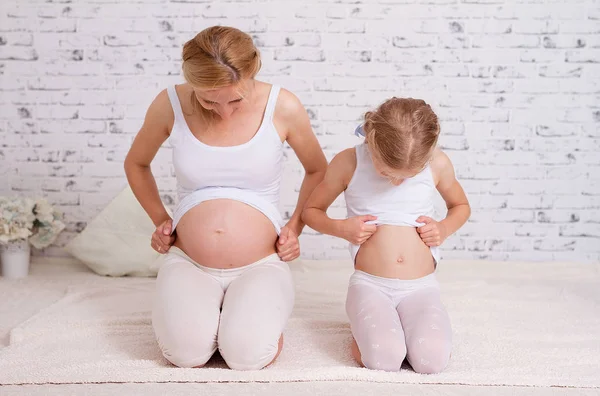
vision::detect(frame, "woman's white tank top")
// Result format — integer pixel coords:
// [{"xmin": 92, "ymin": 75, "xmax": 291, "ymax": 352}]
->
[
  {"xmin": 166, "ymin": 85, "xmax": 284, "ymax": 234},
  {"xmin": 344, "ymin": 143, "xmax": 440, "ymax": 263}
]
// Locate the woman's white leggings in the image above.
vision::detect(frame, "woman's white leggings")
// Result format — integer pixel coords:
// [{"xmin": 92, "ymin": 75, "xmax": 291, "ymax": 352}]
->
[
  {"xmin": 346, "ymin": 270, "xmax": 452, "ymax": 373},
  {"xmin": 152, "ymin": 247, "xmax": 295, "ymax": 370}
]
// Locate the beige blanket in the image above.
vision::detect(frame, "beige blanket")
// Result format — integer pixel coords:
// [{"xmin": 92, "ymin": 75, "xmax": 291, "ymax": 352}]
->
[{"xmin": 1, "ymin": 259, "xmax": 599, "ymax": 388}]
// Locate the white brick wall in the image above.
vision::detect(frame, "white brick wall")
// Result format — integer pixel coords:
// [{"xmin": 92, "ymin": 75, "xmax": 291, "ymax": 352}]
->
[{"xmin": 1, "ymin": 0, "xmax": 599, "ymax": 262}]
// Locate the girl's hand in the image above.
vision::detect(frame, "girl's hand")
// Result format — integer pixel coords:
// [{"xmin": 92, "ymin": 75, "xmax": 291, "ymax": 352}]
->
[
  {"xmin": 340, "ymin": 215, "xmax": 378, "ymax": 245},
  {"xmin": 151, "ymin": 218, "xmax": 176, "ymax": 254},
  {"xmin": 416, "ymin": 216, "xmax": 447, "ymax": 247},
  {"xmin": 277, "ymin": 226, "xmax": 300, "ymax": 262}
]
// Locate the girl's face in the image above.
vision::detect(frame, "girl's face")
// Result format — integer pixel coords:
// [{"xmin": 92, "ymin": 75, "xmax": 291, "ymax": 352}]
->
[
  {"xmin": 193, "ymin": 79, "xmax": 253, "ymax": 121},
  {"xmin": 370, "ymin": 148, "xmax": 421, "ymax": 186}
]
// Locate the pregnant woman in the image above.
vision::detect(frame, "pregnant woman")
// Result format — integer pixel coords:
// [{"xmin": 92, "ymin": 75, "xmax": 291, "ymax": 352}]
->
[{"xmin": 124, "ymin": 26, "xmax": 327, "ymax": 370}]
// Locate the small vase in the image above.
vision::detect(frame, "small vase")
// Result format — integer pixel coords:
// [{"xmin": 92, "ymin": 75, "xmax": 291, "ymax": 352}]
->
[{"xmin": 0, "ymin": 239, "xmax": 31, "ymax": 279}]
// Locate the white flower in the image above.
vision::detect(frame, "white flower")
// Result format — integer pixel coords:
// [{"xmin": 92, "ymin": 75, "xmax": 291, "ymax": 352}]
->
[
  {"xmin": 34, "ymin": 198, "xmax": 55, "ymax": 224},
  {"xmin": 0, "ymin": 195, "xmax": 65, "ymax": 248},
  {"xmin": 30, "ymin": 220, "xmax": 65, "ymax": 249}
]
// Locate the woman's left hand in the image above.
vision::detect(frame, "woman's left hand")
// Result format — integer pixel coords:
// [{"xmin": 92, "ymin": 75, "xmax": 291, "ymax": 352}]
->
[
  {"xmin": 416, "ymin": 216, "xmax": 448, "ymax": 247},
  {"xmin": 276, "ymin": 225, "xmax": 300, "ymax": 262}
]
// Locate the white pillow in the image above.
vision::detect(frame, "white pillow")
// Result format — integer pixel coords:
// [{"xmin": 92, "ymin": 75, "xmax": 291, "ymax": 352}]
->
[{"xmin": 65, "ymin": 186, "xmax": 170, "ymax": 277}]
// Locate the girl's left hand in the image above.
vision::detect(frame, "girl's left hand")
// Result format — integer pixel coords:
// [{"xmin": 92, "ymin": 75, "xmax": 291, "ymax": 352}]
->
[
  {"xmin": 276, "ymin": 225, "xmax": 300, "ymax": 262},
  {"xmin": 416, "ymin": 216, "xmax": 447, "ymax": 247}
]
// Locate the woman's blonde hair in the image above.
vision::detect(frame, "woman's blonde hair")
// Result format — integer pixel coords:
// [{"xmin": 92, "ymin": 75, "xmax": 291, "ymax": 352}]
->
[
  {"xmin": 364, "ymin": 97, "xmax": 440, "ymax": 171},
  {"xmin": 181, "ymin": 26, "xmax": 261, "ymax": 117}
]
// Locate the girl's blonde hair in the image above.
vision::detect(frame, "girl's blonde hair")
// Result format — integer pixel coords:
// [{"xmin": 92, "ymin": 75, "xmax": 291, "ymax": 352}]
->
[
  {"xmin": 364, "ymin": 97, "xmax": 440, "ymax": 171},
  {"xmin": 181, "ymin": 26, "xmax": 261, "ymax": 118}
]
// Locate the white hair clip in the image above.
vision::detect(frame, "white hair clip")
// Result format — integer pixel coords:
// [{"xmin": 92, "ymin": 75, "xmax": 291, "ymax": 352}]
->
[{"xmin": 354, "ymin": 124, "xmax": 366, "ymax": 137}]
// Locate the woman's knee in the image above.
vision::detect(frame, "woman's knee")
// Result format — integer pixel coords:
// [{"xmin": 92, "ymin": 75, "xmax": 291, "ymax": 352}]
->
[
  {"xmin": 152, "ymin": 256, "xmax": 224, "ymax": 368},
  {"xmin": 152, "ymin": 309, "xmax": 219, "ymax": 368},
  {"xmin": 155, "ymin": 329, "xmax": 217, "ymax": 368},
  {"xmin": 218, "ymin": 330, "xmax": 282, "ymax": 371},
  {"xmin": 217, "ymin": 261, "xmax": 294, "ymax": 370}
]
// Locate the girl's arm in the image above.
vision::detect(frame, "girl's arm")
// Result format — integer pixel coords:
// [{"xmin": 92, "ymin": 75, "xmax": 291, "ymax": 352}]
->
[
  {"xmin": 417, "ymin": 149, "xmax": 471, "ymax": 246},
  {"xmin": 302, "ymin": 149, "xmax": 378, "ymax": 244}
]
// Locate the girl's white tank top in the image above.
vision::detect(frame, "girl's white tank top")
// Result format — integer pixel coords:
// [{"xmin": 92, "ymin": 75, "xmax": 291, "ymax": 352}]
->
[{"xmin": 344, "ymin": 143, "xmax": 440, "ymax": 264}]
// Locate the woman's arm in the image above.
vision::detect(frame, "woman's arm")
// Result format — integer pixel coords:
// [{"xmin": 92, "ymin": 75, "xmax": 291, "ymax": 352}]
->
[
  {"xmin": 417, "ymin": 149, "xmax": 471, "ymax": 246},
  {"xmin": 276, "ymin": 89, "xmax": 328, "ymax": 236},
  {"xmin": 124, "ymin": 90, "xmax": 173, "ymax": 227}
]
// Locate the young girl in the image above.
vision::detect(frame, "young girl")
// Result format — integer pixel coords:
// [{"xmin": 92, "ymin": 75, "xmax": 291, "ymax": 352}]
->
[{"xmin": 302, "ymin": 97, "xmax": 470, "ymax": 374}]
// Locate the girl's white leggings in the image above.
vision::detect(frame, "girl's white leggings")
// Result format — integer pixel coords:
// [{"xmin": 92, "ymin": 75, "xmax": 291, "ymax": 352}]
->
[{"xmin": 346, "ymin": 270, "xmax": 452, "ymax": 373}]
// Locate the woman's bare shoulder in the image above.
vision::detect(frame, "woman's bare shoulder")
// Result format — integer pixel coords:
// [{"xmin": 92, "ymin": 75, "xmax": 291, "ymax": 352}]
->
[
  {"xmin": 138, "ymin": 88, "xmax": 175, "ymax": 138},
  {"xmin": 269, "ymin": 86, "xmax": 304, "ymax": 119},
  {"xmin": 149, "ymin": 88, "xmax": 174, "ymax": 119}
]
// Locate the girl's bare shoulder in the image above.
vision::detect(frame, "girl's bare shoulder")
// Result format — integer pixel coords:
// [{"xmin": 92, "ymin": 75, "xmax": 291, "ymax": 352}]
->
[
  {"xmin": 430, "ymin": 148, "xmax": 456, "ymax": 185},
  {"xmin": 328, "ymin": 148, "xmax": 357, "ymax": 186}
]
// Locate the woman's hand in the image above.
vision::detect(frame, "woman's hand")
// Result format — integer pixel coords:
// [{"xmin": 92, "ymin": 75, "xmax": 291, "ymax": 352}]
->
[
  {"xmin": 151, "ymin": 218, "xmax": 176, "ymax": 254},
  {"xmin": 340, "ymin": 215, "xmax": 378, "ymax": 245},
  {"xmin": 276, "ymin": 225, "xmax": 300, "ymax": 262},
  {"xmin": 416, "ymin": 216, "xmax": 448, "ymax": 247}
]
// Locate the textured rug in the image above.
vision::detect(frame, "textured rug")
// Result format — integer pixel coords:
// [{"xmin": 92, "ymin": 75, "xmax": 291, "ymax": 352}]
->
[{"xmin": 1, "ymin": 259, "xmax": 599, "ymax": 388}]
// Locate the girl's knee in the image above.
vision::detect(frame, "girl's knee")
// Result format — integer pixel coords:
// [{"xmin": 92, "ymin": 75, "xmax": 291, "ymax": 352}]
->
[
  {"xmin": 407, "ymin": 338, "xmax": 451, "ymax": 374},
  {"xmin": 410, "ymin": 354, "xmax": 449, "ymax": 374},
  {"xmin": 355, "ymin": 337, "xmax": 407, "ymax": 372}
]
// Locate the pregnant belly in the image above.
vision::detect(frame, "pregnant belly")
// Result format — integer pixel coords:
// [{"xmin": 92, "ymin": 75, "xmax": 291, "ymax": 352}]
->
[
  {"xmin": 173, "ymin": 199, "xmax": 278, "ymax": 268},
  {"xmin": 355, "ymin": 225, "xmax": 435, "ymax": 280}
]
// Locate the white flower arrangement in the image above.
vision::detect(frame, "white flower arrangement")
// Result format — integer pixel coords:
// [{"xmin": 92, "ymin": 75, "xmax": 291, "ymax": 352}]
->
[{"xmin": 0, "ymin": 196, "xmax": 65, "ymax": 249}]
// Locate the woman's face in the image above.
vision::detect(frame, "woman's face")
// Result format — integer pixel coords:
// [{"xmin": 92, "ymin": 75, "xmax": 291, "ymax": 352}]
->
[{"xmin": 193, "ymin": 80, "xmax": 252, "ymax": 121}]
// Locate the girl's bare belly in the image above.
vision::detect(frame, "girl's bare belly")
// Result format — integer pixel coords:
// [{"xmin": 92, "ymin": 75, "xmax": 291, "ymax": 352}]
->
[
  {"xmin": 173, "ymin": 200, "xmax": 278, "ymax": 269},
  {"xmin": 355, "ymin": 225, "xmax": 435, "ymax": 280}
]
